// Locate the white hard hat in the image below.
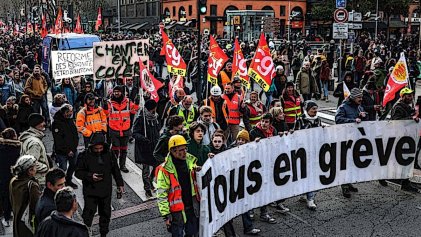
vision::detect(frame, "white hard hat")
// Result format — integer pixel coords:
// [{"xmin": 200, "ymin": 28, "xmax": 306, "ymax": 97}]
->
[{"xmin": 210, "ymin": 86, "xmax": 222, "ymax": 96}]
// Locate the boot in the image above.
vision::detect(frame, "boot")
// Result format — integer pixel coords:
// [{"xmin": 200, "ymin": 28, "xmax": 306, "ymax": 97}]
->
[
  {"xmin": 325, "ymin": 96, "xmax": 329, "ymax": 102},
  {"xmin": 119, "ymin": 155, "xmax": 129, "ymax": 173}
]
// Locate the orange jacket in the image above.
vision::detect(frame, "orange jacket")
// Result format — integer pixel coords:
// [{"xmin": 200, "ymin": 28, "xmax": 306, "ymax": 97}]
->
[
  {"xmin": 76, "ymin": 106, "xmax": 107, "ymax": 138},
  {"xmin": 105, "ymin": 98, "xmax": 139, "ymax": 136}
]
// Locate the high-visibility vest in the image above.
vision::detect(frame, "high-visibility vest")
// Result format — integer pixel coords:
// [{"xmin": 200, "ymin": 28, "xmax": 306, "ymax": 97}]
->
[
  {"xmin": 248, "ymin": 103, "xmax": 264, "ymax": 126},
  {"xmin": 108, "ymin": 98, "xmax": 131, "ymax": 136},
  {"xmin": 222, "ymin": 94, "xmax": 241, "ymax": 125},
  {"xmin": 283, "ymin": 97, "xmax": 302, "ymax": 124},
  {"xmin": 177, "ymin": 106, "xmax": 195, "ymax": 129},
  {"xmin": 76, "ymin": 107, "xmax": 107, "ymax": 138}
]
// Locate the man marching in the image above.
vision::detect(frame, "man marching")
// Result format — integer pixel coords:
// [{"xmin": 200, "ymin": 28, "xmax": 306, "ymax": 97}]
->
[{"xmin": 104, "ymin": 85, "xmax": 139, "ymax": 173}]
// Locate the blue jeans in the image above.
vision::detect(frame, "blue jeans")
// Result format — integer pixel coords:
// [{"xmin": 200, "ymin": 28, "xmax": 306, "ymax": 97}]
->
[
  {"xmin": 241, "ymin": 212, "xmax": 254, "ymax": 233},
  {"xmin": 322, "ymin": 81, "xmax": 329, "ymax": 97},
  {"xmin": 306, "ymin": 191, "xmax": 316, "ymax": 201},
  {"xmin": 56, "ymin": 152, "xmax": 77, "ymax": 182}
]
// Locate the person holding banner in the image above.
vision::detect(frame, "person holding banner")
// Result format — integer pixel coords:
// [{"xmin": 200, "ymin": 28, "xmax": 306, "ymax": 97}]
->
[
  {"xmin": 156, "ymin": 135, "xmax": 200, "ymax": 237},
  {"xmin": 335, "ymin": 88, "xmax": 367, "ymax": 198},
  {"xmin": 187, "ymin": 122, "xmax": 210, "ymax": 166},
  {"xmin": 104, "ymin": 85, "xmax": 139, "ymax": 173}
]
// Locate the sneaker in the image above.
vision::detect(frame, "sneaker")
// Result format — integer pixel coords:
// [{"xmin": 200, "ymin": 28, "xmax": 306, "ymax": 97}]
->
[
  {"xmin": 129, "ymin": 137, "xmax": 134, "ymax": 143},
  {"xmin": 275, "ymin": 203, "xmax": 290, "ymax": 214},
  {"xmin": 260, "ymin": 214, "xmax": 276, "ymax": 224},
  {"xmin": 379, "ymin": 180, "xmax": 388, "ymax": 187},
  {"xmin": 145, "ymin": 190, "xmax": 153, "ymax": 199},
  {"xmin": 1, "ymin": 218, "xmax": 10, "ymax": 227},
  {"xmin": 67, "ymin": 181, "xmax": 78, "ymax": 189},
  {"xmin": 348, "ymin": 184, "xmax": 358, "ymax": 192},
  {"xmin": 245, "ymin": 228, "xmax": 261, "ymax": 235},
  {"xmin": 270, "ymin": 202, "xmax": 278, "ymax": 207},
  {"xmin": 307, "ymin": 200, "xmax": 317, "ymax": 210},
  {"xmin": 342, "ymin": 187, "xmax": 351, "ymax": 198},
  {"xmin": 248, "ymin": 210, "xmax": 254, "ymax": 219},
  {"xmin": 120, "ymin": 166, "xmax": 129, "ymax": 173}
]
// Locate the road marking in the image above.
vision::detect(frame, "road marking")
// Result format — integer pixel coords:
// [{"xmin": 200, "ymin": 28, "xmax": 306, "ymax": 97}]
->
[
  {"xmin": 122, "ymin": 158, "xmax": 149, "ymax": 201},
  {"xmin": 318, "ymin": 111, "xmax": 335, "ymax": 122}
]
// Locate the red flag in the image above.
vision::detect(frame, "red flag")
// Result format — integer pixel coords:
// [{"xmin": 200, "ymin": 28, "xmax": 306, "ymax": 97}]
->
[
  {"xmin": 54, "ymin": 7, "xmax": 63, "ymax": 34},
  {"xmin": 160, "ymin": 28, "xmax": 166, "ymax": 56},
  {"xmin": 232, "ymin": 38, "xmax": 250, "ymax": 88},
  {"xmin": 161, "ymin": 29, "xmax": 187, "ymax": 76},
  {"xmin": 248, "ymin": 33, "xmax": 275, "ymax": 92},
  {"xmin": 95, "ymin": 7, "xmax": 102, "ymax": 31},
  {"xmin": 74, "ymin": 14, "xmax": 84, "ymax": 34},
  {"xmin": 139, "ymin": 60, "xmax": 164, "ymax": 102},
  {"xmin": 26, "ymin": 22, "xmax": 33, "ymax": 34},
  {"xmin": 41, "ymin": 13, "xmax": 48, "ymax": 38},
  {"xmin": 168, "ymin": 75, "xmax": 184, "ymax": 101},
  {"xmin": 208, "ymin": 35, "xmax": 229, "ymax": 85},
  {"xmin": 382, "ymin": 53, "xmax": 409, "ymax": 107}
]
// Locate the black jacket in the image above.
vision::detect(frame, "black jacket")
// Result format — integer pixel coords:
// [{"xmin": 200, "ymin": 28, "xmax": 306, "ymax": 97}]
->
[
  {"xmin": 16, "ymin": 103, "xmax": 34, "ymax": 133},
  {"xmin": 390, "ymin": 99, "xmax": 413, "ymax": 120},
  {"xmin": 75, "ymin": 143, "xmax": 124, "ymax": 197},
  {"xmin": 52, "ymin": 111, "xmax": 79, "ymax": 155},
  {"xmin": 0, "ymin": 138, "xmax": 20, "ymax": 191},
  {"xmin": 35, "ymin": 211, "xmax": 89, "ymax": 237},
  {"xmin": 249, "ymin": 125, "xmax": 277, "ymax": 141},
  {"xmin": 133, "ymin": 110, "xmax": 161, "ymax": 166},
  {"xmin": 362, "ymin": 89, "xmax": 379, "ymax": 121},
  {"xmin": 35, "ymin": 188, "xmax": 56, "ymax": 226}
]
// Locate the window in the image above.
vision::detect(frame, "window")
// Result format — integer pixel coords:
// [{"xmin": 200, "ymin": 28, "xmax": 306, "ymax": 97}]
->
[
  {"xmin": 189, "ymin": 5, "xmax": 192, "ymax": 16},
  {"xmin": 210, "ymin": 5, "xmax": 217, "ymax": 16},
  {"xmin": 280, "ymin": 6, "xmax": 286, "ymax": 16},
  {"xmin": 246, "ymin": 5, "xmax": 252, "ymax": 10},
  {"xmin": 173, "ymin": 6, "xmax": 176, "ymax": 17}
]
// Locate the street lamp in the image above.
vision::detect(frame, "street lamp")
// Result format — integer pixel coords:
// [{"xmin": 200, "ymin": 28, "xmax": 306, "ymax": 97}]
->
[
  {"xmin": 117, "ymin": 0, "xmax": 121, "ymax": 32},
  {"xmin": 375, "ymin": 0, "xmax": 379, "ymax": 39}
]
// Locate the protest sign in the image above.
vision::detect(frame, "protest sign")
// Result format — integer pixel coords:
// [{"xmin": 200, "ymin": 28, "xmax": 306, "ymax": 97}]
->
[
  {"xmin": 198, "ymin": 121, "xmax": 419, "ymax": 237},
  {"xmin": 51, "ymin": 49, "xmax": 93, "ymax": 79},
  {"xmin": 93, "ymin": 39, "xmax": 149, "ymax": 80}
]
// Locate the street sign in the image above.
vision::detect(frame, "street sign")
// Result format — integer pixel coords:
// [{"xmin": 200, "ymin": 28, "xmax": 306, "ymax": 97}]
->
[
  {"xmin": 333, "ymin": 23, "xmax": 348, "ymax": 39},
  {"xmin": 336, "ymin": 0, "xmax": 347, "ymax": 8},
  {"xmin": 334, "ymin": 8, "xmax": 349, "ymax": 23},
  {"xmin": 348, "ymin": 23, "xmax": 362, "ymax": 30},
  {"xmin": 348, "ymin": 31, "xmax": 355, "ymax": 43}
]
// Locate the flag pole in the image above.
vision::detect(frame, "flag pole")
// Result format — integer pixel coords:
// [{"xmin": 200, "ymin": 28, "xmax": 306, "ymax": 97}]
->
[{"xmin": 139, "ymin": 86, "xmax": 147, "ymax": 137}]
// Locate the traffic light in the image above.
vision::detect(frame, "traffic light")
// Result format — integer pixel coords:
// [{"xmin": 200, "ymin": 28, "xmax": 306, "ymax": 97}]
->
[{"xmin": 199, "ymin": 0, "xmax": 207, "ymax": 15}]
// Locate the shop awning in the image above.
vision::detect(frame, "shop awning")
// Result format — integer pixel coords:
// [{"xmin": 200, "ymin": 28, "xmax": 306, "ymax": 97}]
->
[{"xmin": 131, "ymin": 22, "xmax": 149, "ymax": 31}]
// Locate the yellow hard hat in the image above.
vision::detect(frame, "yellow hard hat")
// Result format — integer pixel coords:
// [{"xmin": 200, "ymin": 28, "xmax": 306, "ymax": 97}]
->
[
  {"xmin": 168, "ymin": 135, "xmax": 188, "ymax": 150},
  {"xmin": 400, "ymin": 87, "xmax": 414, "ymax": 97}
]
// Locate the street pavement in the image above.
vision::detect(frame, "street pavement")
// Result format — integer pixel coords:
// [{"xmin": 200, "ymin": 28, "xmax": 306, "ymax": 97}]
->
[{"xmin": 1, "ymin": 80, "xmax": 421, "ymax": 237}]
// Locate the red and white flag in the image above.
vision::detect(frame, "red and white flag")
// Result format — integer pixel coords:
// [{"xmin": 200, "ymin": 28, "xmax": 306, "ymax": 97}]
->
[
  {"xmin": 248, "ymin": 33, "xmax": 275, "ymax": 92},
  {"xmin": 383, "ymin": 53, "xmax": 409, "ymax": 107},
  {"xmin": 208, "ymin": 35, "xmax": 229, "ymax": 85},
  {"xmin": 54, "ymin": 7, "xmax": 63, "ymax": 34},
  {"xmin": 41, "ymin": 13, "xmax": 48, "ymax": 38},
  {"xmin": 74, "ymin": 14, "xmax": 84, "ymax": 34},
  {"xmin": 232, "ymin": 38, "xmax": 250, "ymax": 88},
  {"xmin": 95, "ymin": 7, "xmax": 102, "ymax": 31},
  {"xmin": 139, "ymin": 60, "xmax": 164, "ymax": 102},
  {"xmin": 161, "ymin": 29, "xmax": 187, "ymax": 76},
  {"xmin": 169, "ymin": 75, "xmax": 184, "ymax": 101}
]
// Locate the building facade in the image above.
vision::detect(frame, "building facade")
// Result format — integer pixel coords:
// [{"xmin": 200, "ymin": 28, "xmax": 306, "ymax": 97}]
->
[{"xmin": 162, "ymin": 0, "xmax": 307, "ymax": 37}]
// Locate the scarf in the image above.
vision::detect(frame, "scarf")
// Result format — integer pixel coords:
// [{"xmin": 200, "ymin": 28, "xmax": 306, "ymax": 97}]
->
[
  {"xmin": 144, "ymin": 109, "xmax": 158, "ymax": 121},
  {"xmin": 256, "ymin": 122, "xmax": 274, "ymax": 138},
  {"xmin": 303, "ymin": 110, "xmax": 318, "ymax": 123}
]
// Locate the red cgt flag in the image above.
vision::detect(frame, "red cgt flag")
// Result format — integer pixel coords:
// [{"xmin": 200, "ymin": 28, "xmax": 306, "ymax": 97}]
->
[
  {"xmin": 41, "ymin": 13, "xmax": 48, "ymax": 38},
  {"xmin": 382, "ymin": 53, "xmax": 409, "ymax": 107},
  {"xmin": 54, "ymin": 7, "xmax": 63, "ymax": 34},
  {"xmin": 248, "ymin": 33, "xmax": 275, "ymax": 92},
  {"xmin": 232, "ymin": 38, "xmax": 250, "ymax": 88},
  {"xmin": 139, "ymin": 60, "xmax": 164, "ymax": 102},
  {"xmin": 74, "ymin": 14, "xmax": 84, "ymax": 34},
  {"xmin": 161, "ymin": 29, "xmax": 187, "ymax": 76},
  {"xmin": 208, "ymin": 35, "xmax": 229, "ymax": 85},
  {"xmin": 95, "ymin": 7, "xmax": 102, "ymax": 31}
]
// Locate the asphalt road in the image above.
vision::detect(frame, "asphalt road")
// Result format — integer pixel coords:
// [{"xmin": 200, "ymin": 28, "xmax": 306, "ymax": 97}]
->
[{"xmin": 1, "ymin": 79, "xmax": 421, "ymax": 237}]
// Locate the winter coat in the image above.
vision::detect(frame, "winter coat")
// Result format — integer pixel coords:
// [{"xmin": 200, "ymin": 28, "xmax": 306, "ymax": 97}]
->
[
  {"xmin": 0, "ymin": 138, "xmax": 20, "ymax": 192},
  {"xmin": 272, "ymin": 118, "xmax": 288, "ymax": 133},
  {"xmin": 250, "ymin": 124, "xmax": 277, "ymax": 141},
  {"xmin": 333, "ymin": 81, "xmax": 356, "ymax": 107},
  {"xmin": 272, "ymin": 74, "xmax": 287, "ymax": 98},
  {"xmin": 208, "ymin": 143, "xmax": 227, "ymax": 155},
  {"xmin": 197, "ymin": 117, "xmax": 220, "ymax": 146},
  {"xmin": 295, "ymin": 68, "xmax": 318, "ymax": 95},
  {"xmin": 48, "ymin": 103, "xmax": 62, "ymax": 123},
  {"xmin": 0, "ymin": 82, "xmax": 14, "ymax": 105},
  {"xmin": 52, "ymin": 111, "xmax": 79, "ymax": 156},
  {"xmin": 35, "ymin": 188, "xmax": 55, "ymax": 226},
  {"xmin": 3, "ymin": 104, "xmax": 19, "ymax": 130},
  {"xmin": 133, "ymin": 110, "xmax": 161, "ymax": 166},
  {"xmin": 319, "ymin": 64, "xmax": 331, "ymax": 82},
  {"xmin": 75, "ymin": 143, "xmax": 124, "ymax": 198},
  {"xmin": 153, "ymin": 131, "xmax": 189, "ymax": 165},
  {"xmin": 187, "ymin": 139, "xmax": 211, "ymax": 166},
  {"xmin": 10, "ymin": 175, "xmax": 40, "ymax": 237},
  {"xmin": 54, "ymin": 85, "xmax": 77, "ymax": 106},
  {"xmin": 35, "ymin": 211, "xmax": 89, "ymax": 237},
  {"xmin": 362, "ymin": 89, "xmax": 380, "ymax": 121},
  {"xmin": 296, "ymin": 113, "xmax": 322, "ymax": 129},
  {"xmin": 19, "ymin": 127, "xmax": 49, "ymax": 185},
  {"xmin": 390, "ymin": 99, "xmax": 413, "ymax": 120},
  {"xmin": 16, "ymin": 103, "xmax": 35, "ymax": 134},
  {"xmin": 24, "ymin": 75, "xmax": 48, "ymax": 100},
  {"xmin": 335, "ymin": 100, "xmax": 367, "ymax": 124}
]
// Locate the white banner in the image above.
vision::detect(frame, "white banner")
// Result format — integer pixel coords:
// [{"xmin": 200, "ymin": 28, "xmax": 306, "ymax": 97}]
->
[
  {"xmin": 198, "ymin": 121, "xmax": 419, "ymax": 237},
  {"xmin": 51, "ymin": 49, "xmax": 93, "ymax": 79},
  {"xmin": 93, "ymin": 39, "xmax": 149, "ymax": 80}
]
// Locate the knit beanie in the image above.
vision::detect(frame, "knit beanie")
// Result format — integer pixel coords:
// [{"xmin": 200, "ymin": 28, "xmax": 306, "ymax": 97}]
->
[
  {"xmin": 144, "ymin": 99, "xmax": 158, "ymax": 111},
  {"xmin": 11, "ymin": 155, "xmax": 36, "ymax": 176},
  {"xmin": 28, "ymin": 113, "xmax": 44, "ymax": 128},
  {"xmin": 305, "ymin": 100, "xmax": 318, "ymax": 111},
  {"xmin": 349, "ymin": 88, "xmax": 363, "ymax": 100},
  {"xmin": 236, "ymin": 129, "xmax": 250, "ymax": 142}
]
